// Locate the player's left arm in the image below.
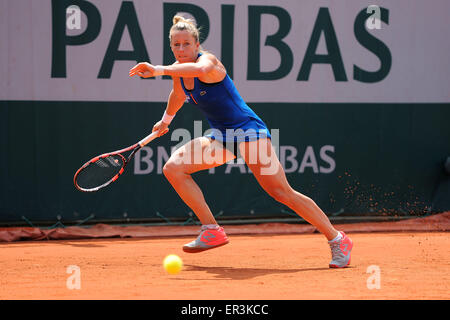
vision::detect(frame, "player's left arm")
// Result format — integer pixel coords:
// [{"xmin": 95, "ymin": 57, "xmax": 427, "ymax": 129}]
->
[
  {"xmin": 162, "ymin": 54, "xmax": 217, "ymax": 78},
  {"xmin": 129, "ymin": 54, "xmax": 218, "ymax": 79}
]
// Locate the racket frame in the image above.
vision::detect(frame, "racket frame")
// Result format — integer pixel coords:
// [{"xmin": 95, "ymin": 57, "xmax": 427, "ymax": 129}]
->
[{"xmin": 74, "ymin": 131, "xmax": 158, "ymax": 192}]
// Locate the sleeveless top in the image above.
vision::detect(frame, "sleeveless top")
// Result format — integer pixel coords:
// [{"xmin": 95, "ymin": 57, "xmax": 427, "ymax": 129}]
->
[{"xmin": 180, "ymin": 55, "xmax": 271, "ymax": 142}]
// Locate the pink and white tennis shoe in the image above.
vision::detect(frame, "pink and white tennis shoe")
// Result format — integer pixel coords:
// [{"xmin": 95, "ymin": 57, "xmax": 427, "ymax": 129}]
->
[
  {"xmin": 183, "ymin": 225, "xmax": 229, "ymax": 253},
  {"xmin": 328, "ymin": 231, "xmax": 353, "ymax": 268}
]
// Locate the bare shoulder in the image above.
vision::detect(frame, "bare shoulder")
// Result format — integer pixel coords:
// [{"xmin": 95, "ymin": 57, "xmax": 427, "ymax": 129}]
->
[
  {"xmin": 197, "ymin": 52, "xmax": 226, "ymax": 81},
  {"xmin": 197, "ymin": 52, "xmax": 219, "ymax": 65}
]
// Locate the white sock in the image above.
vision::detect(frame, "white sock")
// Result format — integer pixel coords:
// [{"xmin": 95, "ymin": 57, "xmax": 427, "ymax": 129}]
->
[
  {"xmin": 203, "ymin": 224, "xmax": 219, "ymax": 230},
  {"xmin": 329, "ymin": 232, "xmax": 343, "ymax": 243}
]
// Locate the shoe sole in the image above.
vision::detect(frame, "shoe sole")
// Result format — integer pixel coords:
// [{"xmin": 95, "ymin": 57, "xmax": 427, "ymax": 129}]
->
[
  {"xmin": 329, "ymin": 256, "xmax": 351, "ymax": 268},
  {"xmin": 182, "ymin": 239, "xmax": 229, "ymax": 253}
]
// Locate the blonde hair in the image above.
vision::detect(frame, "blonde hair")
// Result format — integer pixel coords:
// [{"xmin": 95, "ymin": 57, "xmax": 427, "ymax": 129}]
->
[{"xmin": 170, "ymin": 15, "xmax": 201, "ymax": 43}]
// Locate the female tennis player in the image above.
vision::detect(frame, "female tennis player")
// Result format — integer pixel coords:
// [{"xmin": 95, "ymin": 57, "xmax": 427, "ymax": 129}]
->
[{"xmin": 129, "ymin": 15, "xmax": 353, "ymax": 268}]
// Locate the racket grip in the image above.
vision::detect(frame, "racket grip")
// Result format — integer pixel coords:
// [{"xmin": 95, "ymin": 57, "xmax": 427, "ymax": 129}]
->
[{"xmin": 138, "ymin": 131, "xmax": 159, "ymax": 147}]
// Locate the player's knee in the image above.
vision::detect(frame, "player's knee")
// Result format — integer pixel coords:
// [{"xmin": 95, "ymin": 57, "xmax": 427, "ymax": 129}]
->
[{"xmin": 163, "ymin": 161, "xmax": 182, "ymax": 179}]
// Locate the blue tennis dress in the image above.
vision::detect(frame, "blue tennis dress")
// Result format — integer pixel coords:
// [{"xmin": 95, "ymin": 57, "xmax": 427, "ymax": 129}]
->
[{"xmin": 180, "ymin": 73, "xmax": 271, "ymax": 143}]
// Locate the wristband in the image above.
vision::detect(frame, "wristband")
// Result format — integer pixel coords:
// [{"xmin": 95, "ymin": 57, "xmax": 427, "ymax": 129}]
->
[
  {"xmin": 153, "ymin": 65, "xmax": 165, "ymax": 77},
  {"xmin": 162, "ymin": 111, "xmax": 175, "ymax": 124}
]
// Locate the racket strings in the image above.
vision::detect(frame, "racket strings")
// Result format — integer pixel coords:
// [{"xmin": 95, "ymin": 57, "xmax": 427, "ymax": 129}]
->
[{"xmin": 76, "ymin": 154, "xmax": 125, "ymax": 190}]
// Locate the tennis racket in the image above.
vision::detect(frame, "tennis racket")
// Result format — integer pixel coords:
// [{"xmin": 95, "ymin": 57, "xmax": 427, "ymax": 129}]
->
[{"xmin": 74, "ymin": 130, "xmax": 162, "ymax": 192}]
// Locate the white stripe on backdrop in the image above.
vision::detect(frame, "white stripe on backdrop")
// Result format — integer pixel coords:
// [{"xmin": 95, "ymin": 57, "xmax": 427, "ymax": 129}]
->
[{"xmin": 1, "ymin": 0, "xmax": 449, "ymax": 103}]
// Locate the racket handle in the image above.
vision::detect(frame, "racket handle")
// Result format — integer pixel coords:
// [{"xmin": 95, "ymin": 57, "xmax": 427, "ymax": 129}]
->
[{"xmin": 138, "ymin": 131, "xmax": 159, "ymax": 147}]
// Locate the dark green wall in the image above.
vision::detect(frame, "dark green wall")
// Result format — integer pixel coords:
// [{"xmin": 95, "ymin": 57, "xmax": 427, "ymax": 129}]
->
[{"xmin": 1, "ymin": 101, "xmax": 449, "ymax": 225}]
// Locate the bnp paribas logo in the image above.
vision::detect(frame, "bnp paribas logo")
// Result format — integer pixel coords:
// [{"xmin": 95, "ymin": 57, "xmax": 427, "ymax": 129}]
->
[{"xmin": 66, "ymin": 5, "xmax": 82, "ymax": 30}]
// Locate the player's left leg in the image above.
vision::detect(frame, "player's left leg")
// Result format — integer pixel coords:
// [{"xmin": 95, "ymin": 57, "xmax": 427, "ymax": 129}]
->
[
  {"xmin": 163, "ymin": 137, "xmax": 234, "ymax": 253},
  {"xmin": 239, "ymin": 138, "xmax": 353, "ymax": 267}
]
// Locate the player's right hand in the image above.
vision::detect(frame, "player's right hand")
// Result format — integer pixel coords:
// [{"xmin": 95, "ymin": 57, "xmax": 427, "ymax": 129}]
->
[{"xmin": 152, "ymin": 120, "xmax": 170, "ymax": 137}]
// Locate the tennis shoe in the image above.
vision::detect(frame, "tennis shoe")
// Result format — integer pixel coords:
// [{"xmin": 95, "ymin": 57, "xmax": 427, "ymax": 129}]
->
[
  {"xmin": 328, "ymin": 231, "xmax": 353, "ymax": 268},
  {"xmin": 183, "ymin": 225, "xmax": 229, "ymax": 253}
]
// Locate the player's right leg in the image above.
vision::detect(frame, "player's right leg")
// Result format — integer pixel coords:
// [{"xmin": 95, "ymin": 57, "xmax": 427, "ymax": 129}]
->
[
  {"xmin": 239, "ymin": 138, "xmax": 353, "ymax": 267},
  {"xmin": 162, "ymin": 137, "xmax": 235, "ymax": 252}
]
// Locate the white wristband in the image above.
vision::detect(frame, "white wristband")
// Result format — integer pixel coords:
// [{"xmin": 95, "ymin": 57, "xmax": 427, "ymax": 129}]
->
[
  {"xmin": 153, "ymin": 65, "xmax": 165, "ymax": 77},
  {"xmin": 162, "ymin": 111, "xmax": 175, "ymax": 124}
]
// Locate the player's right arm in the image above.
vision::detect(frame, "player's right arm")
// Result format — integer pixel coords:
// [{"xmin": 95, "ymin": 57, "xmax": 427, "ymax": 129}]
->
[{"xmin": 152, "ymin": 75, "xmax": 186, "ymax": 137}]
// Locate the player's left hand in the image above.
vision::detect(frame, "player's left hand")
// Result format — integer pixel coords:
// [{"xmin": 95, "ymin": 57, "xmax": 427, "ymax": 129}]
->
[{"xmin": 129, "ymin": 62, "xmax": 154, "ymax": 78}]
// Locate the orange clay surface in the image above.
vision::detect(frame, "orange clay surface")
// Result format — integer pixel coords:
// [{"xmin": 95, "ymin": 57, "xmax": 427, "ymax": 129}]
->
[{"xmin": 0, "ymin": 232, "xmax": 448, "ymax": 300}]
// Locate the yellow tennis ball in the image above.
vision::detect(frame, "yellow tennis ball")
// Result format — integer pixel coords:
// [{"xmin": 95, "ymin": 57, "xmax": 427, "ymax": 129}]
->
[{"xmin": 163, "ymin": 254, "xmax": 183, "ymax": 275}]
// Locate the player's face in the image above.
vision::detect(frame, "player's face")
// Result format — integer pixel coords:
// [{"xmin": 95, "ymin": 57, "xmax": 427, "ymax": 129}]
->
[{"xmin": 170, "ymin": 30, "xmax": 199, "ymax": 63}]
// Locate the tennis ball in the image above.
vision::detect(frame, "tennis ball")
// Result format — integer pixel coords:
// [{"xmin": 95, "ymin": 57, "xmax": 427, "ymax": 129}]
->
[{"xmin": 163, "ymin": 254, "xmax": 183, "ymax": 275}]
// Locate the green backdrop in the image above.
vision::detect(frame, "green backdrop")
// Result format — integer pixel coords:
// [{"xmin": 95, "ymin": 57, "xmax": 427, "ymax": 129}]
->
[{"xmin": 1, "ymin": 101, "xmax": 449, "ymax": 226}]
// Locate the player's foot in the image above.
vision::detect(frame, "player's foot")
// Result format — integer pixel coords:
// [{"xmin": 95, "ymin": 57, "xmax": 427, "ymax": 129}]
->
[
  {"xmin": 183, "ymin": 225, "xmax": 229, "ymax": 253},
  {"xmin": 328, "ymin": 231, "xmax": 353, "ymax": 268}
]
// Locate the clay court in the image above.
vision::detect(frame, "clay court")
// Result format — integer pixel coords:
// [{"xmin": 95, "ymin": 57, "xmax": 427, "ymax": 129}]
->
[
  {"xmin": 2, "ymin": 0, "xmax": 450, "ymax": 307},
  {"xmin": 1, "ymin": 214, "xmax": 448, "ymax": 300}
]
